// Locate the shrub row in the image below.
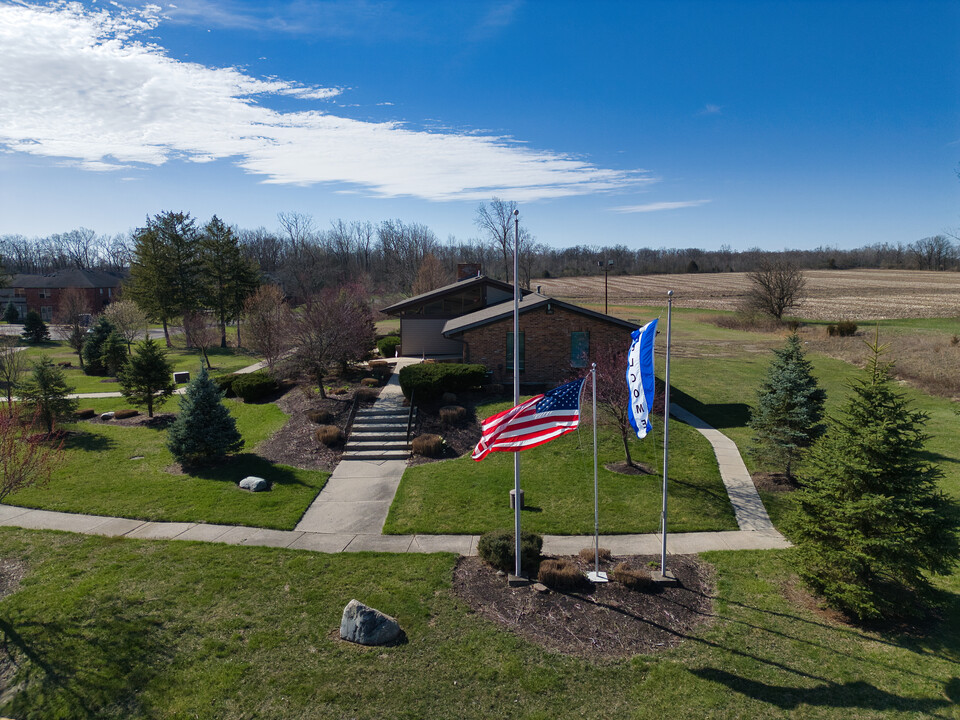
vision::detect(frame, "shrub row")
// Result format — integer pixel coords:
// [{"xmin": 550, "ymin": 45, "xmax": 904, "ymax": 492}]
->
[
  {"xmin": 398, "ymin": 363, "xmax": 487, "ymax": 402},
  {"xmin": 232, "ymin": 371, "xmax": 277, "ymax": 402}
]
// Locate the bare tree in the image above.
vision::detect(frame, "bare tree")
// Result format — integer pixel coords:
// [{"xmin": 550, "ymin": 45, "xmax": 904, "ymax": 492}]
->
[
  {"xmin": 54, "ymin": 287, "xmax": 91, "ymax": 368},
  {"xmin": 745, "ymin": 260, "xmax": 807, "ymax": 320},
  {"xmin": 474, "ymin": 198, "xmax": 535, "ymax": 286},
  {"xmin": 590, "ymin": 342, "xmax": 643, "ymax": 468},
  {"xmin": 908, "ymin": 235, "xmax": 955, "ymax": 270},
  {"xmin": 243, "ymin": 285, "xmax": 292, "ymax": 373},
  {"xmin": 0, "ymin": 407, "xmax": 64, "ymax": 502},
  {"xmin": 411, "ymin": 253, "xmax": 451, "ymax": 295},
  {"xmin": 182, "ymin": 312, "xmax": 219, "ymax": 370},
  {"xmin": 0, "ymin": 337, "xmax": 27, "ymax": 412},
  {"xmin": 102, "ymin": 299, "xmax": 149, "ymax": 354}
]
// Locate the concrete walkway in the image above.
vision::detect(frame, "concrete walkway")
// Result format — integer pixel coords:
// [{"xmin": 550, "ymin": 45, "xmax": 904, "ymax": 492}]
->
[{"xmin": 0, "ymin": 358, "xmax": 790, "ymax": 556}]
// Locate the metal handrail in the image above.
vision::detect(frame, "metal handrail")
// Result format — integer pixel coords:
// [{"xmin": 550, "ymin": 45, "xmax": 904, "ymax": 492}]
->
[{"xmin": 406, "ymin": 388, "xmax": 415, "ymax": 439}]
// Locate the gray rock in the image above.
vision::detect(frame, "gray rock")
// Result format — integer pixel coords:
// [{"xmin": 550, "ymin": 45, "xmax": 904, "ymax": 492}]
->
[
  {"xmin": 340, "ymin": 599, "xmax": 404, "ymax": 646},
  {"xmin": 239, "ymin": 476, "xmax": 269, "ymax": 492},
  {"xmin": 100, "ymin": 411, "xmax": 115, "ymax": 421}
]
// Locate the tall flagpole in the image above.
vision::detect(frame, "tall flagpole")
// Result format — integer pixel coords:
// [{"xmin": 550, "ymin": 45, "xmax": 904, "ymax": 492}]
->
[
  {"xmin": 512, "ymin": 208, "xmax": 523, "ymax": 581},
  {"xmin": 588, "ymin": 363, "xmax": 608, "ymax": 583},
  {"xmin": 658, "ymin": 290, "xmax": 676, "ymax": 583}
]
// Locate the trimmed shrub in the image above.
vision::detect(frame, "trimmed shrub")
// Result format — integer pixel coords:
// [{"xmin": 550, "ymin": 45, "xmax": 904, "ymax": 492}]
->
[
  {"xmin": 578, "ymin": 547, "xmax": 612, "ymax": 563},
  {"xmin": 232, "ymin": 371, "xmax": 277, "ymax": 402},
  {"xmin": 377, "ymin": 335, "xmax": 401, "ymax": 358},
  {"xmin": 538, "ymin": 558, "xmax": 587, "ymax": 590},
  {"xmin": 411, "ymin": 433, "xmax": 444, "ymax": 457},
  {"xmin": 315, "ymin": 425, "xmax": 344, "ymax": 447},
  {"xmin": 213, "ymin": 373, "xmax": 241, "ymax": 398},
  {"xmin": 360, "ymin": 377, "xmax": 379, "ymax": 387},
  {"xmin": 74, "ymin": 408, "xmax": 96, "ymax": 419},
  {"xmin": 355, "ymin": 387, "xmax": 379, "ymax": 402},
  {"xmin": 827, "ymin": 320, "xmax": 858, "ymax": 337},
  {"xmin": 308, "ymin": 409, "xmax": 334, "ymax": 424},
  {"xmin": 114, "ymin": 408, "xmax": 139, "ymax": 419},
  {"xmin": 439, "ymin": 405, "xmax": 466, "ymax": 425},
  {"xmin": 441, "ymin": 392, "xmax": 457, "ymax": 404},
  {"xmin": 398, "ymin": 363, "xmax": 487, "ymax": 402},
  {"xmin": 478, "ymin": 529, "xmax": 543, "ymax": 574},
  {"xmin": 610, "ymin": 562, "xmax": 656, "ymax": 591}
]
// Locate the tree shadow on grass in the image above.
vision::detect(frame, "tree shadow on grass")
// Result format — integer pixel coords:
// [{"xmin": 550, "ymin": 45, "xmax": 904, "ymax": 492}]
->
[
  {"xmin": 60, "ymin": 432, "xmax": 115, "ymax": 453},
  {"xmin": 0, "ymin": 603, "xmax": 171, "ymax": 718},
  {"xmin": 184, "ymin": 453, "xmax": 316, "ymax": 489},
  {"xmin": 670, "ymin": 387, "xmax": 751, "ymax": 430},
  {"xmin": 689, "ymin": 668, "xmax": 954, "ymax": 716}
]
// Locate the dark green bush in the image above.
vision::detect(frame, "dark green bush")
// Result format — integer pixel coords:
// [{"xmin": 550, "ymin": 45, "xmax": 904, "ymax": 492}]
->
[
  {"xmin": 477, "ymin": 529, "xmax": 543, "ymax": 573},
  {"xmin": 537, "ymin": 558, "xmax": 587, "ymax": 590},
  {"xmin": 398, "ymin": 363, "xmax": 487, "ymax": 402},
  {"xmin": 232, "ymin": 371, "xmax": 277, "ymax": 402},
  {"xmin": 213, "ymin": 373, "xmax": 240, "ymax": 398},
  {"xmin": 377, "ymin": 335, "xmax": 401, "ymax": 358}
]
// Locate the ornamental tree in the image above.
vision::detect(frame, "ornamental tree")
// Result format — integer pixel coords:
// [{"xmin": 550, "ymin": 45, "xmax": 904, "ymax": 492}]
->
[
  {"xmin": 748, "ymin": 333, "xmax": 826, "ymax": 480},
  {"xmin": 167, "ymin": 366, "xmax": 242, "ymax": 465},
  {"xmin": 118, "ymin": 338, "xmax": 175, "ymax": 417},
  {"xmin": 791, "ymin": 339, "xmax": 960, "ymax": 621},
  {"xmin": 0, "ymin": 407, "xmax": 64, "ymax": 502}
]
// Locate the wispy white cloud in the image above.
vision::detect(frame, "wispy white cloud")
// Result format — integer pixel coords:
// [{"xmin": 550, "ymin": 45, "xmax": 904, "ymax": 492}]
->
[
  {"xmin": 0, "ymin": 2, "xmax": 644, "ymax": 202},
  {"xmin": 613, "ymin": 200, "xmax": 711, "ymax": 213},
  {"xmin": 698, "ymin": 104, "xmax": 722, "ymax": 115}
]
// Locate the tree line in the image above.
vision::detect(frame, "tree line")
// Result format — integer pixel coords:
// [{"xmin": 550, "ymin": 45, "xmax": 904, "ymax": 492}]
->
[{"xmin": 3, "ymin": 201, "xmax": 958, "ymax": 297}]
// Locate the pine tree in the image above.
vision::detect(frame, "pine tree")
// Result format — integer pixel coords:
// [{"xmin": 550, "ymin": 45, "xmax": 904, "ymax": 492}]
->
[
  {"xmin": 748, "ymin": 333, "xmax": 826, "ymax": 480},
  {"xmin": 82, "ymin": 316, "xmax": 118, "ymax": 375},
  {"xmin": 118, "ymin": 338, "xmax": 175, "ymax": 417},
  {"xmin": 3, "ymin": 302, "xmax": 18, "ymax": 324},
  {"xmin": 101, "ymin": 331, "xmax": 129, "ymax": 377},
  {"xmin": 200, "ymin": 215, "xmax": 260, "ymax": 348},
  {"xmin": 791, "ymin": 338, "xmax": 960, "ymax": 621},
  {"xmin": 167, "ymin": 367, "xmax": 242, "ymax": 465},
  {"xmin": 20, "ymin": 311, "xmax": 49, "ymax": 344},
  {"xmin": 15, "ymin": 356, "xmax": 78, "ymax": 433}
]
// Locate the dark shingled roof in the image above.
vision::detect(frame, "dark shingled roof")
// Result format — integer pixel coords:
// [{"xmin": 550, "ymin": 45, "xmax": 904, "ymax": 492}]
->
[
  {"xmin": 11, "ymin": 269, "xmax": 127, "ymax": 289},
  {"xmin": 380, "ymin": 275, "xmax": 529, "ymax": 315},
  {"xmin": 442, "ymin": 293, "xmax": 637, "ymax": 336}
]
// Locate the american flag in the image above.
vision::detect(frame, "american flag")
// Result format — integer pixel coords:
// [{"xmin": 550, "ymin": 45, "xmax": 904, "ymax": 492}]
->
[{"xmin": 472, "ymin": 378, "xmax": 586, "ymax": 461}]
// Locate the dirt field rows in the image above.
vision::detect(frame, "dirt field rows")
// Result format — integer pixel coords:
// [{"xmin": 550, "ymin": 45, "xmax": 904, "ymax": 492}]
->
[{"xmin": 538, "ymin": 269, "xmax": 960, "ymax": 320}]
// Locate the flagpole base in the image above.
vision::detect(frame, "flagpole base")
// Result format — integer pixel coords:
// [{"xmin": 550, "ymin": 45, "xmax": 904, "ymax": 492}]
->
[
  {"xmin": 651, "ymin": 569, "xmax": 679, "ymax": 587},
  {"xmin": 587, "ymin": 571, "xmax": 609, "ymax": 584},
  {"xmin": 508, "ymin": 574, "xmax": 531, "ymax": 587}
]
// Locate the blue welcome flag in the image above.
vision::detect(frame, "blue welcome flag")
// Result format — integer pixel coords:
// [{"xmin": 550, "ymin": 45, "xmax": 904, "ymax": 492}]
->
[{"xmin": 626, "ymin": 319, "xmax": 658, "ymax": 439}]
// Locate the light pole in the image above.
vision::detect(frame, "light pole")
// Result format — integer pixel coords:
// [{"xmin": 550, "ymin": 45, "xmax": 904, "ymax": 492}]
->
[{"xmin": 598, "ymin": 259, "xmax": 613, "ymax": 314}]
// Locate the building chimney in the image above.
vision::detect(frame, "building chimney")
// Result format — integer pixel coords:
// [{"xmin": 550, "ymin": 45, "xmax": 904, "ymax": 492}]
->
[{"xmin": 457, "ymin": 263, "xmax": 482, "ymax": 281}]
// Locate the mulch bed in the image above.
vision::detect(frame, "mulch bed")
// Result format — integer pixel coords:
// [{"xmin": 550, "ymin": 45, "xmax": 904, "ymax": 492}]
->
[
  {"xmin": 751, "ymin": 471, "xmax": 799, "ymax": 493},
  {"xmin": 453, "ymin": 553, "xmax": 715, "ymax": 659},
  {"xmin": 256, "ymin": 384, "xmax": 381, "ymax": 472},
  {"xmin": 407, "ymin": 392, "xmax": 486, "ymax": 466}
]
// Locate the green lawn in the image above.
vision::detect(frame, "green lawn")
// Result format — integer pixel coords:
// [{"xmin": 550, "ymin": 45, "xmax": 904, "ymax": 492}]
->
[
  {"xmin": 18, "ymin": 339, "xmax": 258, "ymax": 394},
  {"xmin": 0, "ymin": 529, "xmax": 956, "ymax": 719},
  {"xmin": 5, "ymin": 398, "xmax": 328, "ymax": 530},
  {"xmin": 384, "ymin": 400, "xmax": 738, "ymax": 535}
]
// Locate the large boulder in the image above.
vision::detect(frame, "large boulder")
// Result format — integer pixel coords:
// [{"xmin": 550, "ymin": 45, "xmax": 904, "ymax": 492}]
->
[
  {"xmin": 239, "ymin": 476, "xmax": 269, "ymax": 492},
  {"xmin": 339, "ymin": 599, "xmax": 404, "ymax": 646}
]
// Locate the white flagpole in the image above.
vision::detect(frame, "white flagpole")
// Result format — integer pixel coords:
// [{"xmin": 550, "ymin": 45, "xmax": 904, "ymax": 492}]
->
[
  {"xmin": 511, "ymin": 209, "xmax": 523, "ymax": 581},
  {"xmin": 658, "ymin": 290, "xmax": 676, "ymax": 583},
  {"xmin": 588, "ymin": 363, "xmax": 608, "ymax": 583}
]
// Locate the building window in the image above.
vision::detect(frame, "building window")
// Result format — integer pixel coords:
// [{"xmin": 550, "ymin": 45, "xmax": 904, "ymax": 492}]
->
[
  {"xmin": 570, "ymin": 331, "xmax": 590, "ymax": 368},
  {"xmin": 506, "ymin": 331, "xmax": 525, "ymax": 373},
  {"xmin": 40, "ymin": 306, "xmax": 53, "ymax": 321},
  {"xmin": 38, "ymin": 289, "xmax": 51, "ymax": 299},
  {"xmin": 14, "ymin": 288, "xmax": 25, "ymax": 297}
]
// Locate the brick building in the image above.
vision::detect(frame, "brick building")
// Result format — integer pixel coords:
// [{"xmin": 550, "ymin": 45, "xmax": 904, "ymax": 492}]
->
[
  {"xmin": 381, "ymin": 274, "xmax": 637, "ymax": 386},
  {"xmin": 3, "ymin": 269, "xmax": 126, "ymax": 322}
]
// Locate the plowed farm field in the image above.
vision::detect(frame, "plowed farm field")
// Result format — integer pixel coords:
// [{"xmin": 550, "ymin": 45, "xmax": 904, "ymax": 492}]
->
[{"xmin": 538, "ymin": 269, "xmax": 960, "ymax": 320}]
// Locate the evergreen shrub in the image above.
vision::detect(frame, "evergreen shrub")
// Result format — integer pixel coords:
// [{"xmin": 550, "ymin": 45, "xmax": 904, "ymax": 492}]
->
[
  {"xmin": 212, "ymin": 373, "xmax": 240, "ymax": 398},
  {"xmin": 82, "ymin": 316, "xmax": 118, "ymax": 375},
  {"xmin": 477, "ymin": 529, "xmax": 543, "ymax": 573},
  {"xmin": 232, "ymin": 371, "xmax": 276, "ymax": 402},
  {"xmin": 167, "ymin": 367, "xmax": 243, "ymax": 465},
  {"xmin": 377, "ymin": 335, "xmax": 401, "ymax": 358},
  {"xmin": 21, "ymin": 311, "xmax": 49, "ymax": 344},
  {"xmin": 3, "ymin": 302, "xmax": 18, "ymax": 324},
  {"xmin": 398, "ymin": 363, "xmax": 486, "ymax": 402}
]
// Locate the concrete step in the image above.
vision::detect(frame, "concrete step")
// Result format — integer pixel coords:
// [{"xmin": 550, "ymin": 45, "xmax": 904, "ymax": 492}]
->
[
  {"xmin": 350, "ymin": 431, "xmax": 409, "ymax": 442},
  {"xmin": 342, "ymin": 450, "xmax": 411, "ymax": 461},
  {"xmin": 345, "ymin": 440, "xmax": 410, "ymax": 451},
  {"xmin": 351, "ymin": 421, "xmax": 411, "ymax": 431},
  {"xmin": 355, "ymin": 407, "xmax": 409, "ymax": 417}
]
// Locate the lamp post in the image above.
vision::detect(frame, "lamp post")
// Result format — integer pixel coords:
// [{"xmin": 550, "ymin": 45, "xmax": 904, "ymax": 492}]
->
[{"xmin": 598, "ymin": 259, "xmax": 613, "ymax": 314}]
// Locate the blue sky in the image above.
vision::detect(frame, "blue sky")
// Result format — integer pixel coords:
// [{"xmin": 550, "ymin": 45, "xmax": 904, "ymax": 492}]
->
[{"xmin": 1, "ymin": 0, "xmax": 957, "ymax": 251}]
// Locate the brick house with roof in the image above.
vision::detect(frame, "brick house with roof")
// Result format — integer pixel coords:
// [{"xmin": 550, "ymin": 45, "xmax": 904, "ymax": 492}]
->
[{"xmin": 2, "ymin": 269, "xmax": 126, "ymax": 322}]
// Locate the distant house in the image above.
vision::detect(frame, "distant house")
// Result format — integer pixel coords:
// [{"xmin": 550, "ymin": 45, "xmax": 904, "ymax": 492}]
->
[
  {"xmin": 3, "ymin": 269, "xmax": 126, "ymax": 322},
  {"xmin": 381, "ymin": 273, "xmax": 636, "ymax": 386}
]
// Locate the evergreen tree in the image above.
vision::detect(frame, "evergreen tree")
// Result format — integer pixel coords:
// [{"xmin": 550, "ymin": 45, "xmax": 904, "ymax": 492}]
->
[
  {"xmin": 3, "ymin": 302, "xmax": 18, "ymax": 324},
  {"xmin": 118, "ymin": 338, "xmax": 175, "ymax": 417},
  {"xmin": 15, "ymin": 356, "xmax": 78, "ymax": 432},
  {"xmin": 791, "ymin": 339, "xmax": 960, "ymax": 621},
  {"xmin": 20, "ymin": 311, "xmax": 49, "ymax": 344},
  {"xmin": 167, "ymin": 367, "xmax": 242, "ymax": 465},
  {"xmin": 82, "ymin": 316, "xmax": 118, "ymax": 375},
  {"xmin": 200, "ymin": 215, "xmax": 260, "ymax": 348},
  {"xmin": 748, "ymin": 333, "xmax": 825, "ymax": 480},
  {"xmin": 101, "ymin": 331, "xmax": 129, "ymax": 377}
]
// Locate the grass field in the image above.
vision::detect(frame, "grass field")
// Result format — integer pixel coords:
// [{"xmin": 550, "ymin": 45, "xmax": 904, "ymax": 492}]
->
[
  {"xmin": 5, "ymin": 398, "xmax": 328, "ymax": 529},
  {"xmin": 385, "ymin": 402, "xmax": 737, "ymax": 535},
  {"xmin": 0, "ymin": 530, "xmax": 956, "ymax": 719}
]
